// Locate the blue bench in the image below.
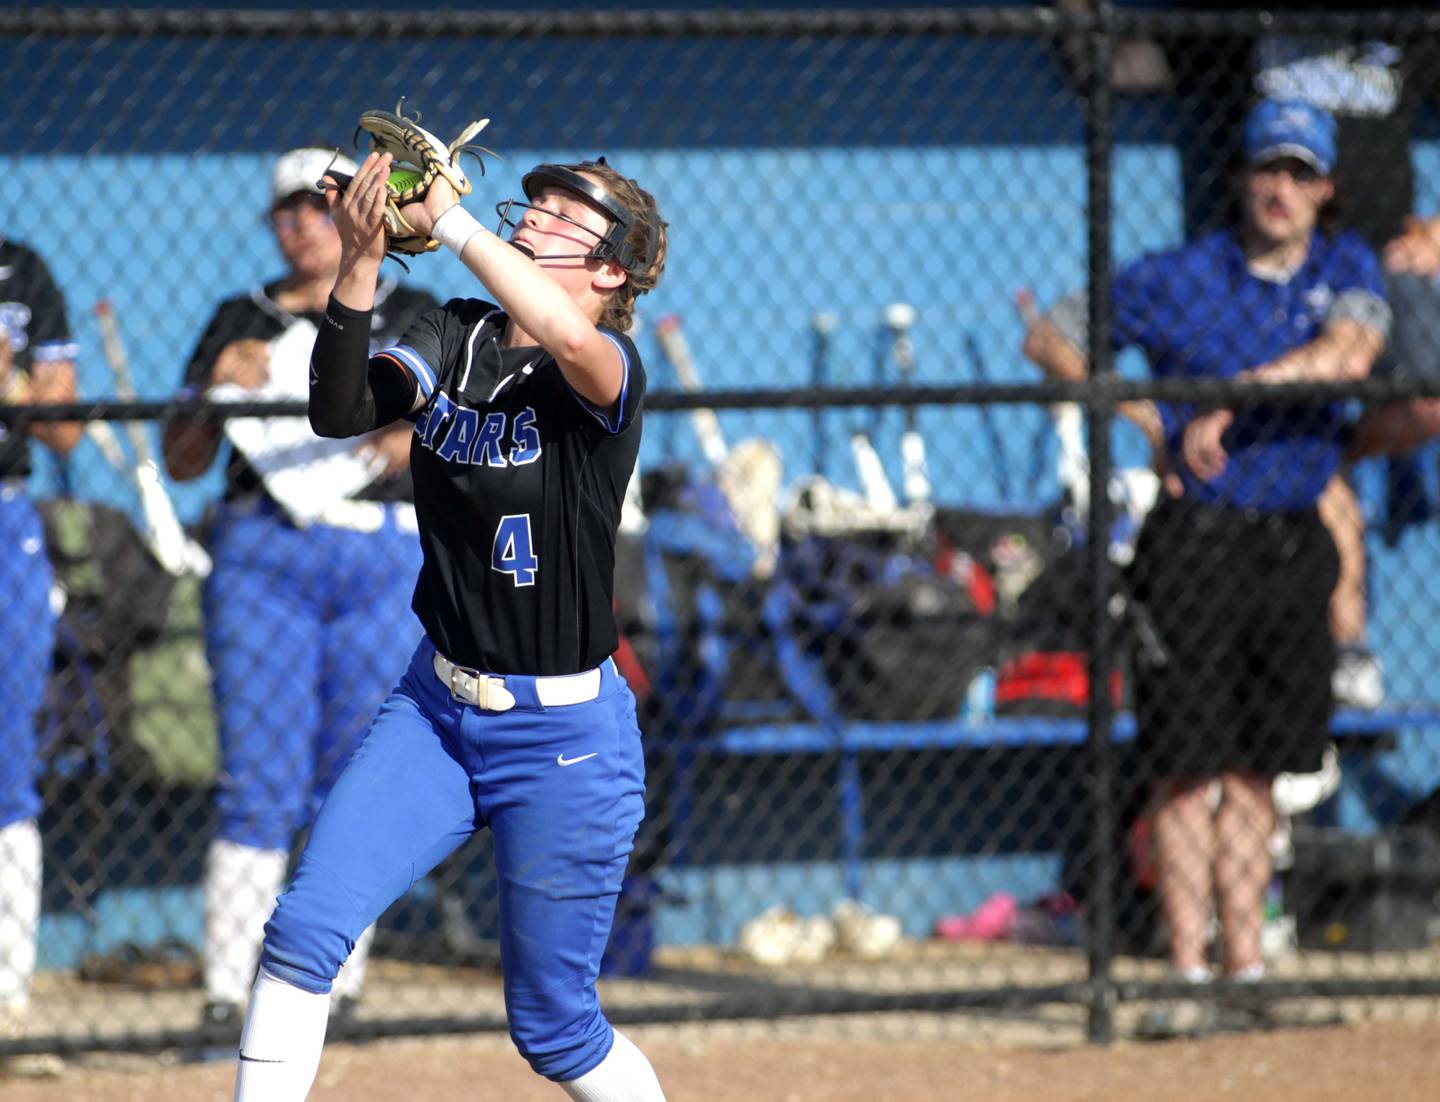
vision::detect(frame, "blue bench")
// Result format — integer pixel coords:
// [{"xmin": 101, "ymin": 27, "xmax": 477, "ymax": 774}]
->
[{"xmin": 669, "ymin": 704, "xmax": 1437, "ymax": 900}]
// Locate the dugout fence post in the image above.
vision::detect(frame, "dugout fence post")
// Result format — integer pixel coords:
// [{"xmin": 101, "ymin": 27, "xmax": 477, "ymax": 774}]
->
[{"xmin": 1081, "ymin": 0, "xmax": 1120, "ymax": 1045}]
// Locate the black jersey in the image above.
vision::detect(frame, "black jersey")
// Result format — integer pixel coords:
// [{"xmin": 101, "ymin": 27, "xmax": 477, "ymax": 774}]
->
[
  {"xmin": 0, "ymin": 239, "xmax": 79, "ymax": 478},
  {"xmin": 181, "ymin": 276, "xmax": 437, "ymax": 502},
  {"xmin": 378, "ymin": 299, "xmax": 644, "ymax": 676}
]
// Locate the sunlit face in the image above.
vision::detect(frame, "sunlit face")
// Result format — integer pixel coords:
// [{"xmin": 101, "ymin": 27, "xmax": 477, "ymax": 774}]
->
[
  {"xmin": 509, "ymin": 180, "xmax": 616, "ymax": 279},
  {"xmin": 1243, "ymin": 157, "xmax": 1334, "ymax": 249},
  {"xmin": 269, "ymin": 192, "xmax": 342, "ymax": 281}
]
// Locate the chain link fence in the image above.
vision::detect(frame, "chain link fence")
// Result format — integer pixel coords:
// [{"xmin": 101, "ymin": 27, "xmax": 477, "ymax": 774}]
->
[{"xmin": 2, "ymin": 4, "xmax": 1440, "ymax": 1060}]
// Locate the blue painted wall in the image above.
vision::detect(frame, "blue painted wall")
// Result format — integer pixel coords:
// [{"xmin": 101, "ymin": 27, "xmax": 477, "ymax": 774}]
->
[{"xmin": 8, "ymin": 141, "xmax": 1180, "ymax": 518}]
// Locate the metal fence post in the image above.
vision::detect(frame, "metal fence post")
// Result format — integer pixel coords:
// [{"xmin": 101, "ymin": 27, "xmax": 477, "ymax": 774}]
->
[{"xmin": 1082, "ymin": 0, "xmax": 1119, "ymax": 1046}]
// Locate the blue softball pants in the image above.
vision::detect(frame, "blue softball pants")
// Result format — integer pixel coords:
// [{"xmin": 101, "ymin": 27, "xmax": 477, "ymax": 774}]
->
[
  {"xmin": 259, "ymin": 638, "xmax": 646, "ymax": 1082},
  {"xmin": 0, "ymin": 484, "xmax": 56, "ymax": 829},
  {"xmin": 202, "ymin": 498, "xmax": 423, "ymax": 850}
]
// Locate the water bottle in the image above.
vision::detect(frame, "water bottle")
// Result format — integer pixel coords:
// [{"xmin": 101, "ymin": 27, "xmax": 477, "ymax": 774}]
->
[{"xmin": 964, "ymin": 666, "xmax": 996, "ymax": 727}]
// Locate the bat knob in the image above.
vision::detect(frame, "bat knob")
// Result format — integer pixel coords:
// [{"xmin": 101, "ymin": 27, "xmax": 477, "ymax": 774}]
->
[{"xmin": 883, "ymin": 302, "xmax": 917, "ymax": 331}]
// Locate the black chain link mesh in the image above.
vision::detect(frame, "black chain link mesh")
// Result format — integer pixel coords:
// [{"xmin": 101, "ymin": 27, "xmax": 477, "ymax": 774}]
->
[{"xmin": 1, "ymin": 5, "xmax": 1439, "ymax": 1058}]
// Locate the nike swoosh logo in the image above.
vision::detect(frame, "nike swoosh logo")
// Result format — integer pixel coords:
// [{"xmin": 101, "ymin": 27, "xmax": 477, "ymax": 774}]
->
[{"xmin": 557, "ymin": 752, "xmax": 598, "ymax": 767}]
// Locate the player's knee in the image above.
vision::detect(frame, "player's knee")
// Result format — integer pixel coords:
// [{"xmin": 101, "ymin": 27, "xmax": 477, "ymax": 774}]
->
[
  {"xmin": 507, "ymin": 989, "xmax": 612, "ymax": 1082},
  {"xmin": 257, "ymin": 872, "xmax": 361, "ymax": 995}
]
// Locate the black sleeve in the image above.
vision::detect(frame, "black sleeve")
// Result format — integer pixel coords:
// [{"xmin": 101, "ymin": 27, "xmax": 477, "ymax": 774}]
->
[
  {"xmin": 308, "ymin": 296, "xmax": 418, "ymax": 438},
  {"xmin": 18, "ymin": 246, "xmax": 74, "ymax": 366},
  {"xmin": 180, "ymin": 299, "xmax": 252, "ymax": 395}
]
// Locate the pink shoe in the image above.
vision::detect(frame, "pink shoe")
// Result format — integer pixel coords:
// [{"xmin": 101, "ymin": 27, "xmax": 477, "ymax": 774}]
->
[{"xmin": 933, "ymin": 892, "xmax": 1018, "ymax": 941}]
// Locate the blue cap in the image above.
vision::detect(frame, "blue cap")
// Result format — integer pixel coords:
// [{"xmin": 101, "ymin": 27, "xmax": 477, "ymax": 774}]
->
[{"xmin": 1243, "ymin": 99, "xmax": 1337, "ymax": 175}]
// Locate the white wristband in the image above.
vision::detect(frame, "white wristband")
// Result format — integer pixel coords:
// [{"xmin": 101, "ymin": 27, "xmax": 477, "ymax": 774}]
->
[{"xmin": 432, "ymin": 204, "xmax": 483, "ymax": 256}]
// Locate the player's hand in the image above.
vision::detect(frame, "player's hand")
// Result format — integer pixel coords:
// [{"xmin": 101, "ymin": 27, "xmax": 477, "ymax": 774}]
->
[
  {"xmin": 397, "ymin": 175, "xmax": 459, "ymax": 239},
  {"xmin": 1118, "ymin": 399, "xmax": 1182, "ymax": 497},
  {"xmin": 211, "ymin": 338, "xmax": 271, "ymax": 391},
  {"xmin": 356, "ymin": 423, "xmax": 412, "ymax": 477},
  {"xmin": 1383, "ymin": 215, "xmax": 1440, "ymax": 276},
  {"xmin": 1149, "ymin": 439, "xmax": 1184, "ymax": 499},
  {"xmin": 327, "ymin": 151, "xmax": 392, "ymax": 270},
  {"xmin": 1181, "ymin": 407, "xmax": 1233, "ymax": 482}
]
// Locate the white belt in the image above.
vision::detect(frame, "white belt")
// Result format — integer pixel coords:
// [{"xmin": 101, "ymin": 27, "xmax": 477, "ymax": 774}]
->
[{"xmin": 432, "ymin": 651, "xmax": 603, "ymax": 711}]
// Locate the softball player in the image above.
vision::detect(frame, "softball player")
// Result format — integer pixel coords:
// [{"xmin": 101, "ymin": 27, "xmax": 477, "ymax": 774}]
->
[
  {"xmin": 231, "ymin": 150, "xmax": 668, "ymax": 1101},
  {"xmin": 160, "ymin": 149, "xmax": 438, "ymax": 1028},
  {"xmin": 0, "ymin": 237, "xmax": 80, "ymax": 1055}
]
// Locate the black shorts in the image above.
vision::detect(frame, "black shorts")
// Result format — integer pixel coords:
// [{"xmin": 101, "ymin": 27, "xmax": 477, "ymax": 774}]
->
[{"xmin": 1128, "ymin": 496, "xmax": 1339, "ymax": 782}]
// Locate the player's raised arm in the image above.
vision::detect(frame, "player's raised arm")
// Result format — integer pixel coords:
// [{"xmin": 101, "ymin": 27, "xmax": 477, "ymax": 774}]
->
[
  {"xmin": 398, "ymin": 157, "xmax": 665, "ymax": 410},
  {"xmin": 309, "ymin": 151, "xmax": 418, "ymax": 438}
]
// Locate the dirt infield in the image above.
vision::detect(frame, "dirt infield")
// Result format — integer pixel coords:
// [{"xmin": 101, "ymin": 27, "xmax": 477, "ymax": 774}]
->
[{"xmin": 4, "ymin": 1017, "xmax": 1437, "ymax": 1101}]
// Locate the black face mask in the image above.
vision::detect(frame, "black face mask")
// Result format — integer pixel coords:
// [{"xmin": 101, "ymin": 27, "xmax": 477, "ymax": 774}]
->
[{"xmin": 493, "ymin": 159, "xmax": 656, "ymax": 274}]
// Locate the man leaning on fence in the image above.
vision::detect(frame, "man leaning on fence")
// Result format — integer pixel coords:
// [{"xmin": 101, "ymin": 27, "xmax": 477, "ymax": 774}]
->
[
  {"xmin": 1132, "ymin": 0, "xmax": 1440, "ymax": 702},
  {"xmin": 1021, "ymin": 100, "xmax": 1389, "ymax": 1031},
  {"xmin": 160, "ymin": 149, "xmax": 438, "ymax": 1031},
  {"xmin": 0, "ymin": 235, "xmax": 82, "ymax": 1076},
  {"xmin": 1194, "ymin": 0, "xmax": 1440, "ymax": 708}
]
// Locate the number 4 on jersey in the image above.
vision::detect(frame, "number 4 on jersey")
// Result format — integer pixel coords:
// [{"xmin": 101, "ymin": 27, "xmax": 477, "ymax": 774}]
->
[{"xmin": 492, "ymin": 514, "xmax": 539, "ymax": 586}]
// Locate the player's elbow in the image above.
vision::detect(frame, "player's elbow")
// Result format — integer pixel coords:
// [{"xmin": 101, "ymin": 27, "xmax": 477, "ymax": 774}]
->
[
  {"xmin": 305, "ymin": 394, "xmax": 355, "ymax": 437},
  {"xmin": 1323, "ymin": 321, "xmax": 1384, "ymax": 383},
  {"xmin": 1341, "ymin": 356, "xmax": 1375, "ymax": 383},
  {"xmin": 308, "ymin": 404, "xmax": 351, "ymax": 438},
  {"xmin": 558, "ymin": 321, "xmax": 595, "ymax": 361},
  {"xmin": 1335, "ymin": 337, "xmax": 1382, "ymax": 383}
]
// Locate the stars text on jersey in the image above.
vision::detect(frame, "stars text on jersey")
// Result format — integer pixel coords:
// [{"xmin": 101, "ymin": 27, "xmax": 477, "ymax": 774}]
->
[{"xmin": 413, "ymin": 393, "xmax": 543, "ymax": 467}]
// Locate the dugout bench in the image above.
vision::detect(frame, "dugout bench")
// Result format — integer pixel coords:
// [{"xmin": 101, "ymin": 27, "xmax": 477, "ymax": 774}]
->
[{"xmin": 665, "ymin": 704, "xmax": 1428, "ymax": 903}]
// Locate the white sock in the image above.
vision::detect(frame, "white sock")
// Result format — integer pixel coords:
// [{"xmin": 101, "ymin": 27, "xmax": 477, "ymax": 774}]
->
[
  {"xmin": 205, "ymin": 840, "xmax": 288, "ymax": 1007},
  {"xmin": 234, "ymin": 967, "xmax": 331, "ymax": 1101},
  {"xmin": 330, "ymin": 923, "xmax": 376, "ymax": 1001},
  {"xmin": 561, "ymin": 1030, "xmax": 667, "ymax": 1102},
  {"xmin": 0, "ymin": 819, "xmax": 41, "ymax": 1007}
]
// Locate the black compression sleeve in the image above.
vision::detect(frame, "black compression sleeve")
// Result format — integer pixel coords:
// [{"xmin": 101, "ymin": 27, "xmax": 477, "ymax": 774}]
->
[
  {"xmin": 309, "ymin": 296, "xmax": 380, "ymax": 437},
  {"xmin": 311, "ymin": 295, "xmax": 421, "ymax": 435}
]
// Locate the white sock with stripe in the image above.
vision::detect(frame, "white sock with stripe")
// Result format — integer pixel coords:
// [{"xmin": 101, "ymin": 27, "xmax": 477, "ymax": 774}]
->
[
  {"xmin": 204, "ymin": 839, "xmax": 288, "ymax": 1008},
  {"xmin": 560, "ymin": 1029, "xmax": 667, "ymax": 1102},
  {"xmin": 233, "ymin": 967, "xmax": 330, "ymax": 1101}
]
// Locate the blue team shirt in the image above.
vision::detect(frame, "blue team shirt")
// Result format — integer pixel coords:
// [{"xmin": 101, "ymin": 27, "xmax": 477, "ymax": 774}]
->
[{"xmin": 1112, "ymin": 229, "xmax": 1386, "ymax": 511}]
